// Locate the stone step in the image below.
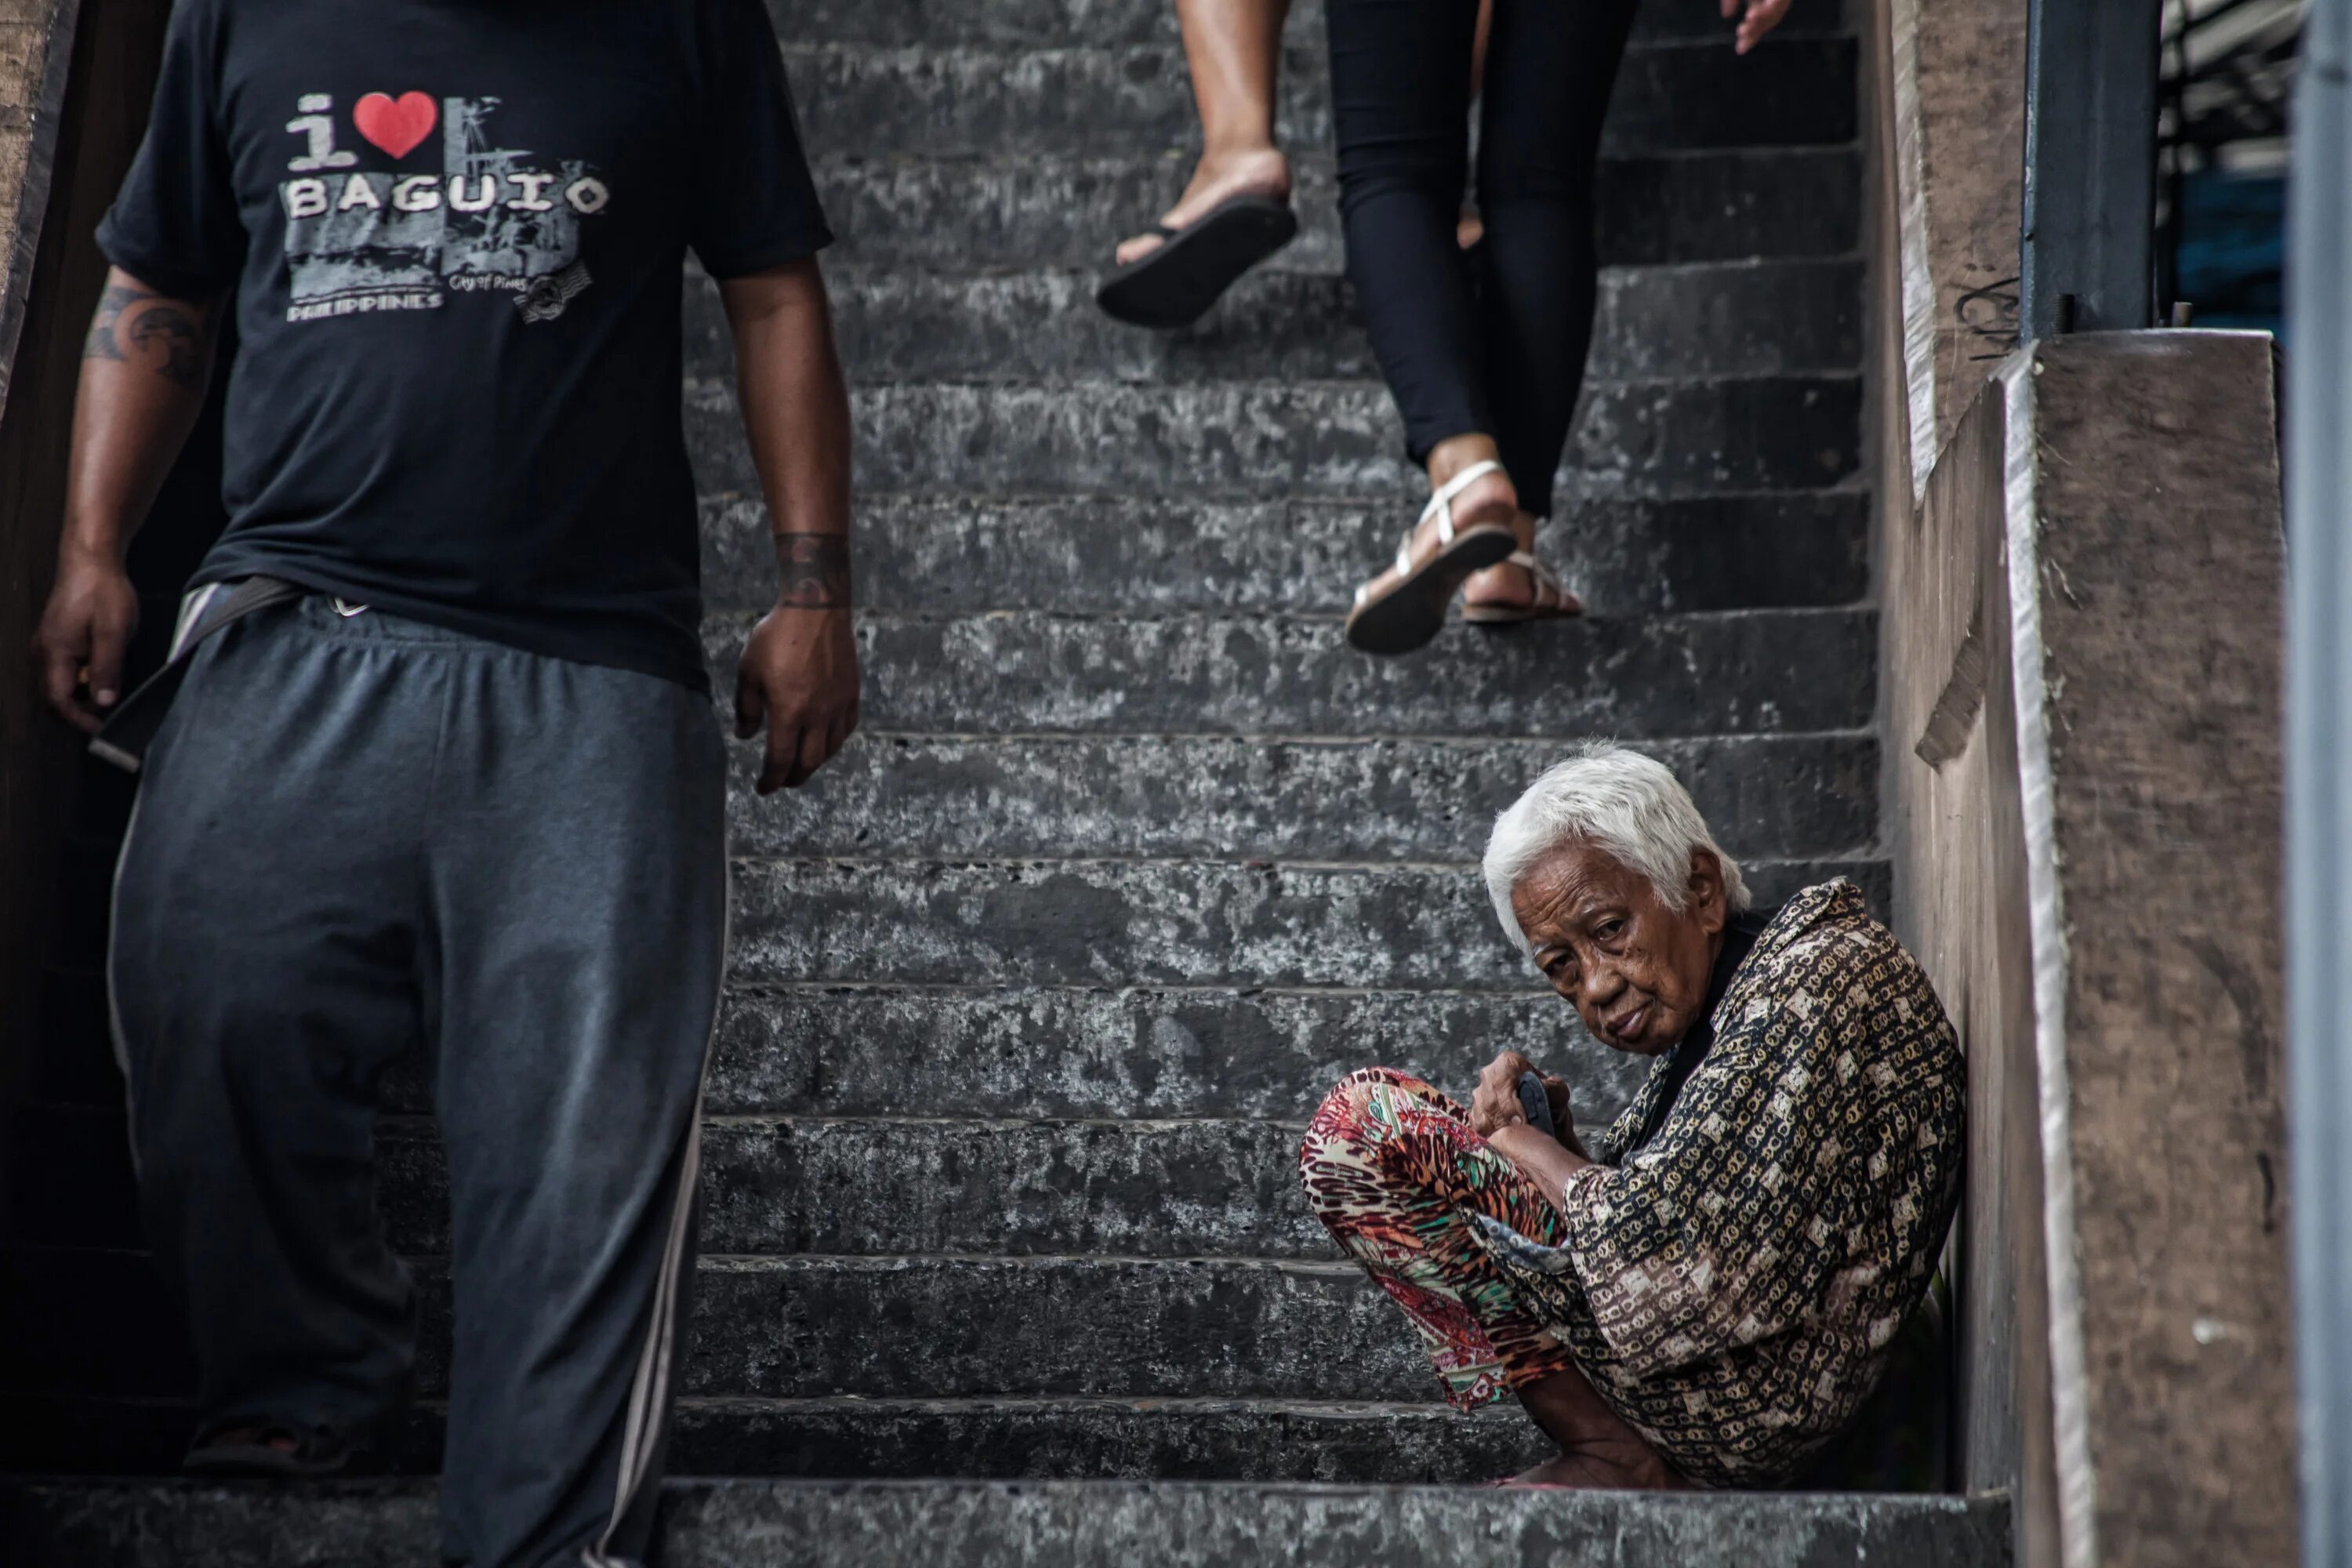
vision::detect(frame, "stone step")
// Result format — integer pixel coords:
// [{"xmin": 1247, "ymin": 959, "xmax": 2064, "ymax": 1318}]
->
[
  {"xmin": 708, "ymin": 608, "xmax": 1878, "ymax": 739},
  {"xmin": 21, "ymin": 971, "xmax": 1629, "ymax": 1123},
  {"xmin": 0, "ymin": 1477, "xmax": 2015, "ymax": 1567},
  {"xmin": 810, "ymin": 149, "xmax": 1859, "ymax": 274},
  {"xmin": 0, "ymin": 1248, "xmax": 1452, "ymax": 1403},
  {"xmin": 781, "ymin": 38, "xmax": 1857, "ymax": 160},
  {"xmin": 698, "ymin": 259, "xmax": 1863, "ymax": 387},
  {"xmin": 702, "ymin": 492, "xmax": 1870, "ymax": 618},
  {"xmin": 698, "ymin": 986, "xmax": 1635, "ymax": 1120},
  {"xmin": 13, "ymin": 1106, "xmax": 1628, "ymax": 1260},
  {"xmin": 0, "ymin": 1394, "xmax": 1552, "ymax": 1483},
  {"xmin": 690, "ymin": 377, "xmax": 1861, "ymax": 500},
  {"xmin": 724, "ymin": 858, "xmax": 1888, "ymax": 988},
  {"xmin": 713, "ymin": 733, "xmax": 1878, "ymax": 862},
  {"xmin": 769, "ymin": 0, "xmax": 1853, "ymax": 49}
]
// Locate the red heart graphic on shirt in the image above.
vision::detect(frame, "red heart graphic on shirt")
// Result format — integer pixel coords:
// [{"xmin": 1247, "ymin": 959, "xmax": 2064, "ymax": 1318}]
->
[{"xmin": 352, "ymin": 92, "xmax": 437, "ymax": 159}]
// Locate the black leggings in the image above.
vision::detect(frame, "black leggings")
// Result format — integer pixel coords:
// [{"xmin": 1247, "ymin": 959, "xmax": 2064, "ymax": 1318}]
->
[{"xmin": 1325, "ymin": 0, "xmax": 1639, "ymax": 518}]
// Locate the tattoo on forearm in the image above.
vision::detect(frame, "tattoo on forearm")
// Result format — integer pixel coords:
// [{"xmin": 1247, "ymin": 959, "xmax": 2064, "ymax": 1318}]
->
[
  {"xmin": 776, "ymin": 532, "xmax": 851, "ymax": 608},
  {"xmin": 83, "ymin": 281, "xmax": 209, "ymax": 390}
]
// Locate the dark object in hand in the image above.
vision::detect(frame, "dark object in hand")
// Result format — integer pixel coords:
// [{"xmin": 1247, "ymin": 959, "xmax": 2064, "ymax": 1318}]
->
[{"xmin": 1516, "ymin": 1071, "xmax": 1557, "ymax": 1140}]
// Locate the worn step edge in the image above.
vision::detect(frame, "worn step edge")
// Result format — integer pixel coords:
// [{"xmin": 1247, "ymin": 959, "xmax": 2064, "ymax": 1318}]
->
[
  {"xmin": 810, "ymin": 147, "xmax": 1861, "ymax": 272},
  {"xmin": 0, "ymin": 1473, "xmax": 2016, "ymax": 1568},
  {"xmin": 718, "ymin": 263, "xmax": 1867, "ymax": 388},
  {"xmin": 700, "ymin": 376, "xmax": 1864, "ymax": 500},
  {"xmin": 778, "ymin": 37, "xmax": 1860, "ymax": 159},
  {"xmin": 703, "ymin": 488, "xmax": 1875, "ymax": 612},
  {"xmin": 703, "ymin": 609, "xmax": 1882, "ymax": 740},
  {"xmin": 764, "ymin": 0, "xmax": 1855, "ymax": 47},
  {"xmin": 1, "ymin": 1249, "xmax": 1452, "ymax": 1401},
  {"xmin": 720, "ymin": 856, "xmax": 1888, "ymax": 988}
]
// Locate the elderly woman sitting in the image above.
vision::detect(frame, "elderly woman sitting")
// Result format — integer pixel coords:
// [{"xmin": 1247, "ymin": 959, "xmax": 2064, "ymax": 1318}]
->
[{"xmin": 1298, "ymin": 746, "xmax": 1962, "ymax": 1489}]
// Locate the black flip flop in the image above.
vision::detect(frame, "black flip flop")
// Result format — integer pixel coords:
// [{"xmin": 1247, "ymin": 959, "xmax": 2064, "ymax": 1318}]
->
[
  {"xmin": 184, "ymin": 1420, "xmax": 352, "ymax": 1478},
  {"xmin": 1096, "ymin": 193, "xmax": 1298, "ymax": 330}
]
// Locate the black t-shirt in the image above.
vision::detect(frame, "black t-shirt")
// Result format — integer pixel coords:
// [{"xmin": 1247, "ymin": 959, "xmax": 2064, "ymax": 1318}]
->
[{"xmin": 96, "ymin": 0, "xmax": 833, "ymax": 692}]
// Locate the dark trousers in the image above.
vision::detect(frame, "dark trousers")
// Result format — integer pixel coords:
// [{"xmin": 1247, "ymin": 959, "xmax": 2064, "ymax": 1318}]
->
[
  {"xmin": 1325, "ymin": 0, "xmax": 1639, "ymax": 517},
  {"xmin": 109, "ymin": 596, "xmax": 730, "ymax": 1568}
]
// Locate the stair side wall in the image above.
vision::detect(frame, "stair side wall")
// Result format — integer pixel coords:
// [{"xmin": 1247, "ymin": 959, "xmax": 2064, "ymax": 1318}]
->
[{"xmin": 1885, "ymin": 328, "xmax": 2296, "ymax": 1568}]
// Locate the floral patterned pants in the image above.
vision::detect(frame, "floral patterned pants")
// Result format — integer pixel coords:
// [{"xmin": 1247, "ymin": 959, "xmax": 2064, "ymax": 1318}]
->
[{"xmin": 1298, "ymin": 1066, "xmax": 1578, "ymax": 1408}]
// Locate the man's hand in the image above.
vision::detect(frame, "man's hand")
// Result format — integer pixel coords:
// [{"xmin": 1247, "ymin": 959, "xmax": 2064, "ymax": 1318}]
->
[
  {"xmin": 32, "ymin": 267, "xmax": 217, "ymax": 735},
  {"xmin": 1722, "ymin": 0, "xmax": 1793, "ymax": 53},
  {"xmin": 33, "ymin": 543, "xmax": 140, "ymax": 735},
  {"xmin": 735, "ymin": 602, "xmax": 858, "ymax": 793},
  {"xmin": 718, "ymin": 260, "xmax": 857, "ymax": 793}
]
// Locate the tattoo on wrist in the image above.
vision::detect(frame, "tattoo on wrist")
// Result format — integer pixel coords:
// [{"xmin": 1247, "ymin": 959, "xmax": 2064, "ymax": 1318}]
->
[
  {"xmin": 776, "ymin": 532, "xmax": 851, "ymax": 608},
  {"xmin": 84, "ymin": 281, "xmax": 208, "ymax": 390}
]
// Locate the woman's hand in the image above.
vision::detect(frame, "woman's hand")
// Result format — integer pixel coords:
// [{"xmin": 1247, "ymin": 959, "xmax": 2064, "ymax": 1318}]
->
[
  {"xmin": 1468, "ymin": 1051, "xmax": 1575, "ymax": 1144},
  {"xmin": 1722, "ymin": 0, "xmax": 1792, "ymax": 53}
]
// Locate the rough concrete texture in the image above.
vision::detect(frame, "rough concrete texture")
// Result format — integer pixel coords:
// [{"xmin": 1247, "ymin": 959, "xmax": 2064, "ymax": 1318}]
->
[
  {"xmin": 11, "ymin": 1247, "xmax": 1446, "ymax": 1403},
  {"xmin": 1880, "ymin": 0, "xmax": 2027, "ymax": 499},
  {"xmin": 703, "ymin": 493, "xmax": 1870, "ymax": 616},
  {"xmin": 0, "ymin": 1396, "xmax": 1556, "ymax": 1484},
  {"xmin": 702, "ymin": 609, "xmax": 1879, "ymax": 737},
  {"xmin": 687, "ymin": 376, "xmax": 1862, "ymax": 500},
  {"xmin": 707, "ymin": 734, "xmax": 1879, "ymax": 862},
  {"xmin": 692, "ymin": 258, "xmax": 1864, "ymax": 387},
  {"xmin": 2024, "ymin": 336, "xmax": 2295, "ymax": 1566},
  {"xmin": 723, "ymin": 858, "xmax": 1886, "ymax": 988},
  {"xmin": 1882, "ymin": 339, "xmax": 2059, "ymax": 1568},
  {"xmin": 0, "ymin": 0, "xmax": 76, "ymax": 412},
  {"xmin": 698, "ymin": 985, "xmax": 1639, "ymax": 1120},
  {"xmin": 2, "ymin": 1479, "xmax": 2010, "ymax": 1568},
  {"xmin": 804, "ymin": 150, "xmax": 1860, "ymax": 274},
  {"xmin": 4, "ymin": 4, "xmax": 1966, "ymax": 1554},
  {"xmin": 1881, "ymin": 333, "xmax": 2294, "ymax": 1568},
  {"xmin": 769, "ymin": 0, "xmax": 1849, "ymax": 47},
  {"xmin": 781, "ymin": 36, "xmax": 1855, "ymax": 158}
]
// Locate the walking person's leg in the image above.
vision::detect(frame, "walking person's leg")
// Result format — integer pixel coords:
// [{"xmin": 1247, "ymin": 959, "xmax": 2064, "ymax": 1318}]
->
[
  {"xmin": 109, "ymin": 601, "xmax": 441, "ymax": 1470},
  {"xmin": 1326, "ymin": 0, "xmax": 1523, "ymax": 655},
  {"xmin": 1098, "ymin": 0, "xmax": 1298, "ymax": 328},
  {"xmin": 423, "ymin": 631, "xmax": 729, "ymax": 1568},
  {"xmin": 1457, "ymin": 0, "xmax": 1639, "ymax": 620}
]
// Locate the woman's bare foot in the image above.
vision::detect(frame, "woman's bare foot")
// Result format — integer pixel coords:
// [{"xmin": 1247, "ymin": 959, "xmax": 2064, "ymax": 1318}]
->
[
  {"xmin": 1508, "ymin": 1445, "xmax": 1688, "ymax": 1490},
  {"xmin": 1507, "ymin": 1364, "xmax": 1686, "ymax": 1490},
  {"xmin": 1115, "ymin": 147, "xmax": 1293, "ymax": 266}
]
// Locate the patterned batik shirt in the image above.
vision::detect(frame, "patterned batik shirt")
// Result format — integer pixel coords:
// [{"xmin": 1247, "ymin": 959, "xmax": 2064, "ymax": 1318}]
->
[{"xmin": 1474, "ymin": 878, "xmax": 1964, "ymax": 1489}]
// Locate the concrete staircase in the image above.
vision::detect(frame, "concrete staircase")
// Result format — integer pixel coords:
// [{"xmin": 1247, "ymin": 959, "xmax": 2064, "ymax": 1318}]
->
[{"xmin": 2, "ymin": 0, "xmax": 2011, "ymax": 1559}]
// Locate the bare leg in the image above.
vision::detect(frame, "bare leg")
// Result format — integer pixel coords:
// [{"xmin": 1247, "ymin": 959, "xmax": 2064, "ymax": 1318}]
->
[
  {"xmin": 1457, "ymin": 0, "xmax": 1492, "ymax": 249},
  {"xmin": 1115, "ymin": 0, "xmax": 1294, "ymax": 263},
  {"xmin": 1510, "ymin": 1365, "xmax": 1689, "ymax": 1490}
]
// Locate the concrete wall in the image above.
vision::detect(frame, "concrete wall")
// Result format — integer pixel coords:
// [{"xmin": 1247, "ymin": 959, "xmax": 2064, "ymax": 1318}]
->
[
  {"xmin": 1864, "ymin": 6, "xmax": 2295, "ymax": 1560},
  {"xmin": 1882, "ymin": 331, "xmax": 2296, "ymax": 1568}
]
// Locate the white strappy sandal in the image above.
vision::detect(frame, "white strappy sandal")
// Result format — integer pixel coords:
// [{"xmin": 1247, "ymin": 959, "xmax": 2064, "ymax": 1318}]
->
[
  {"xmin": 1343, "ymin": 459, "xmax": 1519, "ymax": 656},
  {"xmin": 1462, "ymin": 550, "xmax": 1584, "ymax": 626}
]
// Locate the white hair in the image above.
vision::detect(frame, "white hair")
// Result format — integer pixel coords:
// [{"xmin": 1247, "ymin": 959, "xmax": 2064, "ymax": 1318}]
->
[{"xmin": 1482, "ymin": 742, "xmax": 1751, "ymax": 953}]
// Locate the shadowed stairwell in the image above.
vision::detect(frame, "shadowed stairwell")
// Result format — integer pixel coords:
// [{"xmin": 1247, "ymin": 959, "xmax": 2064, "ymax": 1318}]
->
[{"xmin": 0, "ymin": 0, "xmax": 2016, "ymax": 1560}]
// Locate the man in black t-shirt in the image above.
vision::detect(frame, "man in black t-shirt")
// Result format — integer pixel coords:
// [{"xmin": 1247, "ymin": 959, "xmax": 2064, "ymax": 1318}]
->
[{"xmin": 31, "ymin": 3, "xmax": 854, "ymax": 1563}]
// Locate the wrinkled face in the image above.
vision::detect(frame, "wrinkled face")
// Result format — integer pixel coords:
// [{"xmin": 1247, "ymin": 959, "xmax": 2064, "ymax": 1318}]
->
[{"xmin": 1510, "ymin": 841, "xmax": 1728, "ymax": 1056}]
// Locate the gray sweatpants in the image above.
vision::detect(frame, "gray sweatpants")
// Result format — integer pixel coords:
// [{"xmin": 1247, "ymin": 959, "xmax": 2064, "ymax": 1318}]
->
[{"xmin": 109, "ymin": 594, "xmax": 729, "ymax": 1568}]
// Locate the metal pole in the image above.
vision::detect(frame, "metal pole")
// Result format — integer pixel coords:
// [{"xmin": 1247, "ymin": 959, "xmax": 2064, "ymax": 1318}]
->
[
  {"xmin": 2287, "ymin": 0, "xmax": 2352, "ymax": 1560},
  {"xmin": 2020, "ymin": 0, "xmax": 2164, "ymax": 334}
]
